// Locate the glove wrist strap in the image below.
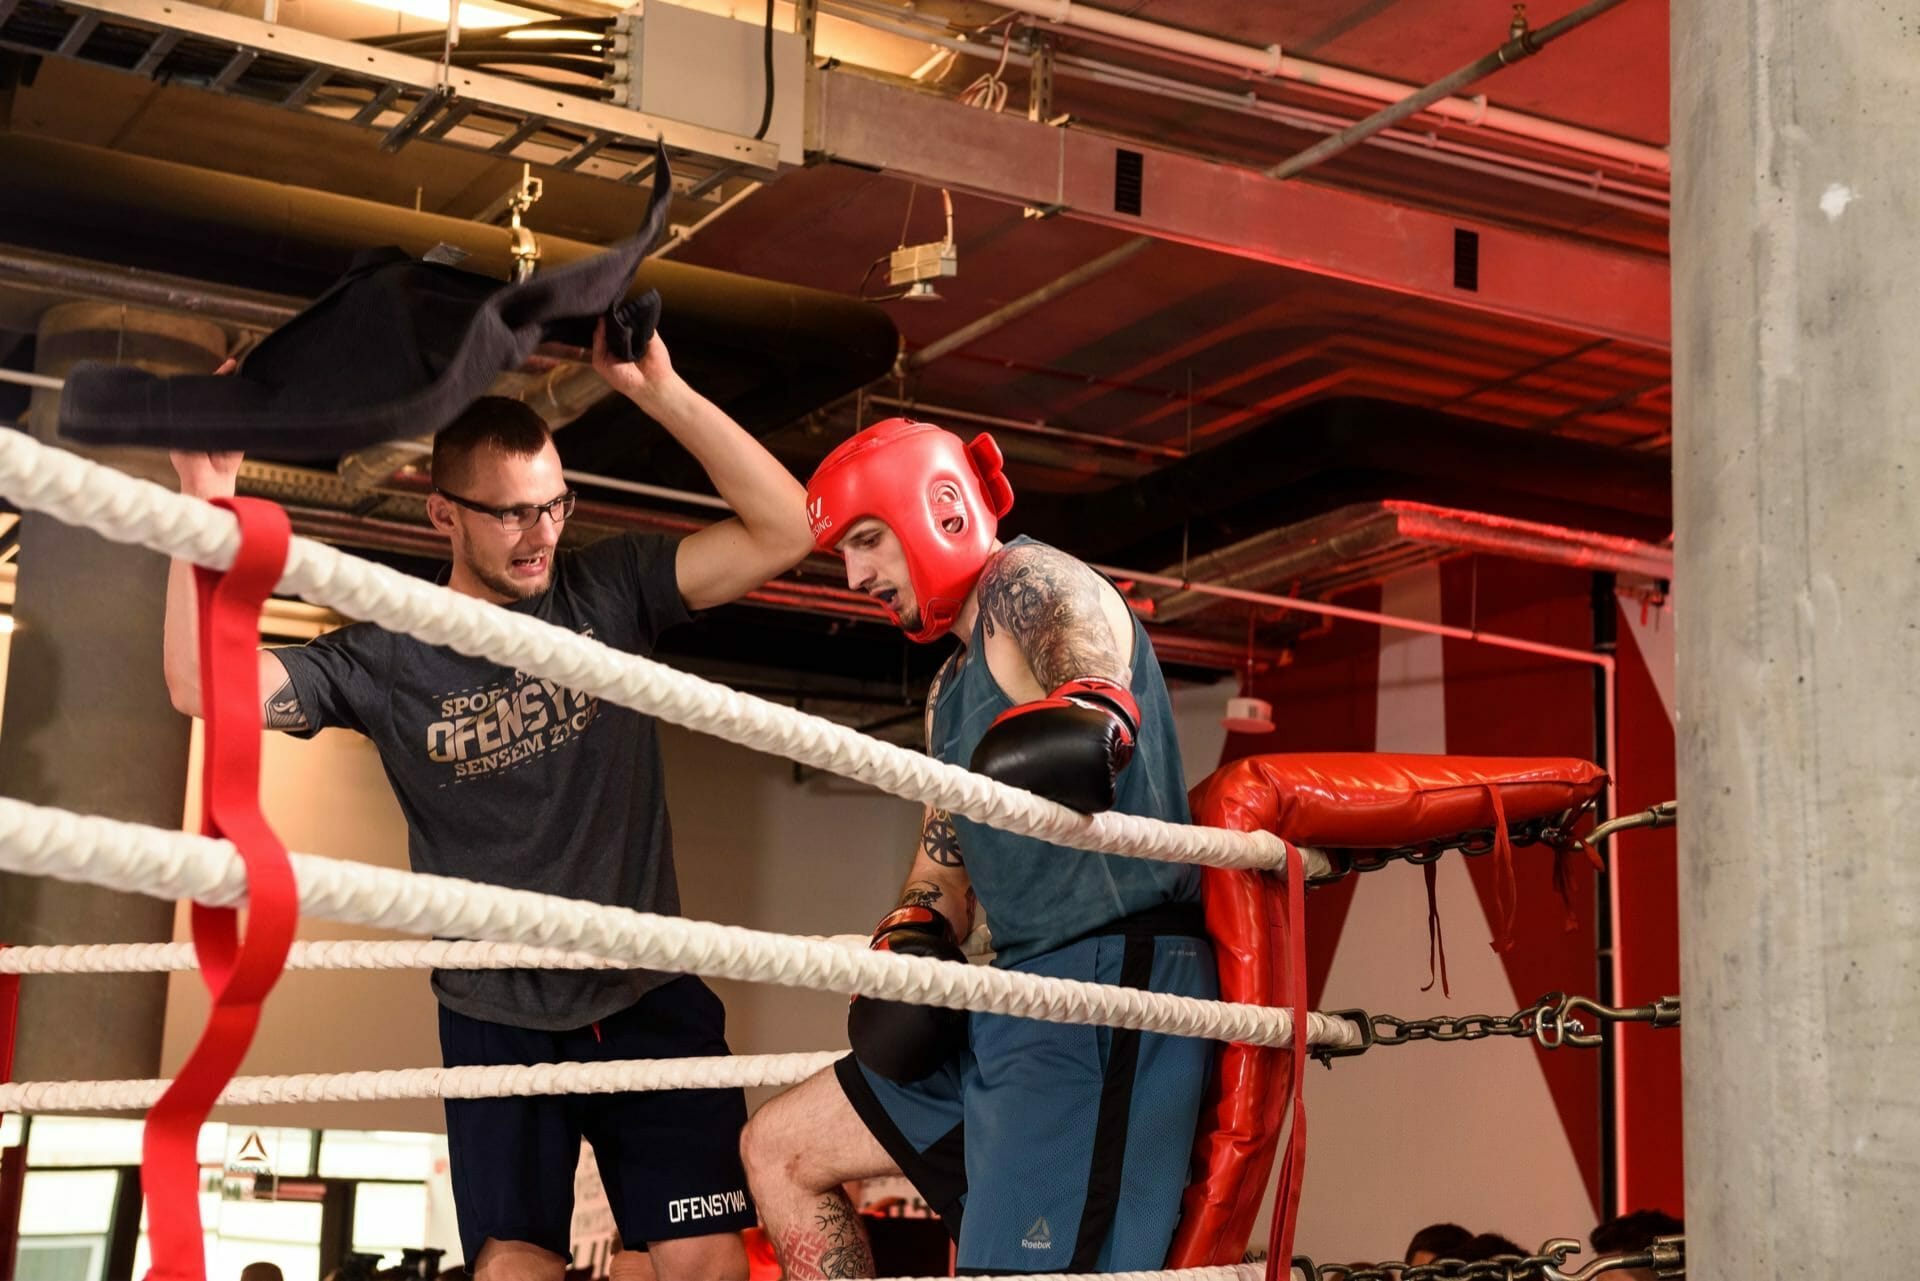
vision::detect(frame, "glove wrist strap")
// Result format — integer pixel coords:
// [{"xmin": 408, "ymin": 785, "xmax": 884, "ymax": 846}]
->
[{"xmin": 873, "ymin": 904, "xmax": 952, "ymax": 943}]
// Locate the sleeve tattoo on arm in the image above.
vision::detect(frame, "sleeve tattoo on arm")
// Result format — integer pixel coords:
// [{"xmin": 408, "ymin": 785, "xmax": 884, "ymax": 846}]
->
[
  {"xmin": 263, "ymin": 676, "xmax": 309, "ymax": 731},
  {"xmin": 979, "ymin": 544, "xmax": 1129, "ymax": 689}
]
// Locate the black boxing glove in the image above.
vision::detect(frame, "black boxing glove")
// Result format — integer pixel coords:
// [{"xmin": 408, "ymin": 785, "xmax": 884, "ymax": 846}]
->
[
  {"xmin": 848, "ymin": 905, "xmax": 969, "ymax": 1083},
  {"xmin": 968, "ymin": 676, "xmax": 1140, "ymax": 813}
]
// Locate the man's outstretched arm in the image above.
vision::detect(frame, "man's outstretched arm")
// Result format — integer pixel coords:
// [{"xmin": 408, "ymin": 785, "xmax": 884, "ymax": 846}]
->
[{"xmin": 593, "ymin": 325, "xmax": 813, "ymax": 611}]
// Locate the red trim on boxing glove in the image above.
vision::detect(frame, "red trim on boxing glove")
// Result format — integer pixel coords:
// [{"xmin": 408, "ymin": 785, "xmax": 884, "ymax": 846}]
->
[
  {"xmin": 1049, "ymin": 676, "xmax": 1139, "ymax": 746},
  {"xmin": 869, "ymin": 905, "xmax": 956, "ymax": 950},
  {"xmin": 989, "ymin": 676, "xmax": 1139, "ymax": 764},
  {"xmin": 854, "ymin": 905, "xmax": 960, "ymax": 1007}
]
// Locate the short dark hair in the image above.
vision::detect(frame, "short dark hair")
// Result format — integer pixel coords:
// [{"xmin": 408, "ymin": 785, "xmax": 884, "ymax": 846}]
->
[
  {"xmin": 1455, "ymin": 1233, "xmax": 1525, "ymax": 1262},
  {"xmin": 430, "ymin": 396, "xmax": 552, "ymax": 491},
  {"xmin": 1405, "ymin": 1223, "xmax": 1475, "ymax": 1261},
  {"xmin": 1591, "ymin": 1209, "xmax": 1683, "ymax": 1253}
]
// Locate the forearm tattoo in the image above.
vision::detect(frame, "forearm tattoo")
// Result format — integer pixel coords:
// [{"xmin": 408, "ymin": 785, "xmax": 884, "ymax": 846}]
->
[
  {"xmin": 263, "ymin": 676, "xmax": 309, "ymax": 731},
  {"xmin": 777, "ymin": 1193, "xmax": 875, "ymax": 1279},
  {"xmin": 979, "ymin": 544, "xmax": 1128, "ymax": 689},
  {"xmin": 921, "ymin": 810, "xmax": 964, "ymax": 866},
  {"xmin": 899, "ymin": 880, "xmax": 944, "ymax": 911}
]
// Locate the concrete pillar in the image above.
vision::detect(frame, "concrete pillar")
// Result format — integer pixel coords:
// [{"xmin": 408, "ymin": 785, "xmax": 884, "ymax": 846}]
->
[
  {"xmin": 0, "ymin": 303, "xmax": 228, "ymax": 1082},
  {"xmin": 1673, "ymin": 2, "xmax": 1920, "ymax": 1275}
]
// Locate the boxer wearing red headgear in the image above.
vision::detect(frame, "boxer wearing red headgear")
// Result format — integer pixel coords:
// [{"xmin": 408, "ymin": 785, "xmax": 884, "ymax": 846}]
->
[
  {"xmin": 745, "ymin": 419, "xmax": 1217, "ymax": 1278},
  {"xmin": 805, "ymin": 417, "xmax": 1014, "ymax": 642},
  {"xmin": 806, "ymin": 418, "xmax": 1137, "ymax": 808}
]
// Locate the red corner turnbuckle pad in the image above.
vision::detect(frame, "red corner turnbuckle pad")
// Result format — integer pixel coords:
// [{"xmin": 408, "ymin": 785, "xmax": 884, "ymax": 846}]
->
[{"xmin": 142, "ymin": 499, "xmax": 299, "ymax": 1281}]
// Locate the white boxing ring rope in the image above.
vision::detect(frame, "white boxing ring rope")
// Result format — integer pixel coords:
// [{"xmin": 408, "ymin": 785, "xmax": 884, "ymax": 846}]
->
[
  {"xmin": 0, "ymin": 1053, "xmax": 848, "ymax": 1113},
  {"xmin": 0, "ymin": 432, "xmax": 1347, "ymax": 1281},
  {"xmin": 0, "ymin": 934, "xmax": 981, "ymax": 975},
  {"xmin": 0, "ymin": 428, "xmax": 1332, "ymax": 880},
  {"xmin": 0, "ymin": 796, "xmax": 1367, "ymax": 1058}
]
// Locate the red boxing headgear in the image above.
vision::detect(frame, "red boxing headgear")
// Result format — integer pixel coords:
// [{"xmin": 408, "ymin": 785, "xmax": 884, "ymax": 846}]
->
[{"xmin": 806, "ymin": 418, "xmax": 1015, "ymax": 643}]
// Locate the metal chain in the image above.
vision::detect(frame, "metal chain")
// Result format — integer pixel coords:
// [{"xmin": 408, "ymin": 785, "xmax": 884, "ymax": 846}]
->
[
  {"xmin": 1306, "ymin": 802, "xmax": 1598, "ymax": 886},
  {"xmin": 1291, "ymin": 1235, "xmax": 1685, "ymax": 1280},
  {"xmin": 1313, "ymin": 992, "xmax": 1682, "ymax": 1064},
  {"xmin": 1292, "ymin": 1239, "xmax": 1580, "ymax": 1281}
]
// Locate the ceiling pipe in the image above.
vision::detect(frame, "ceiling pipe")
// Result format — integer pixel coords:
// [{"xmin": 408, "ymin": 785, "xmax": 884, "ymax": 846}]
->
[
  {"xmin": 0, "ymin": 370, "xmax": 65, "ymax": 392},
  {"xmin": 977, "ymin": 0, "xmax": 1668, "ymax": 172},
  {"xmin": 651, "ymin": 181, "xmax": 766, "ymax": 261},
  {"xmin": 862, "ymin": 394, "xmax": 1186, "ymax": 460},
  {"xmin": 1265, "ymin": 0, "xmax": 1635, "ymax": 181},
  {"xmin": 904, "ymin": 238, "xmax": 1154, "ymax": 371},
  {"xmin": 824, "ymin": 0, "xmax": 1668, "ymax": 216},
  {"xmin": 1105, "ymin": 562, "xmax": 1609, "ymax": 671},
  {"xmin": 0, "ymin": 245, "xmax": 301, "ymax": 334},
  {"xmin": 563, "ymin": 469, "xmax": 734, "ymax": 511}
]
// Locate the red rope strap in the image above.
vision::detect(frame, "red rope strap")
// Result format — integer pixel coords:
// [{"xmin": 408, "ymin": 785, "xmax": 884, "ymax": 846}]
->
[
  {"xmin": 1264, "ymin": 836, "xmax": 1309, "ymax": 1280},
  {"xmin": 142, "ymin": 499, "xmax": 298, "ymax": 1281}
]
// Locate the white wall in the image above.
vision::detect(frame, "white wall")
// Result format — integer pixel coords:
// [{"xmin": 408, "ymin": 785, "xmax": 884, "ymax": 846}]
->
[{"xmin": 1167, "ymin": 673, "xmax": 1239, "ymax": 791}]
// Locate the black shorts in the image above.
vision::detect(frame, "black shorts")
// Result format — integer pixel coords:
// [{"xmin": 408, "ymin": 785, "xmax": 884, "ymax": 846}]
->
[{"xmin": 438, "ymin": 976, "xmax": 755, "ymax": 1263}]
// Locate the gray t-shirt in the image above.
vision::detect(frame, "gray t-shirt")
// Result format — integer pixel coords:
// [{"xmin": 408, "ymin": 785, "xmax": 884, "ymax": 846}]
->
[{"xmin": 274, "ymin": 532, "xmax": 690, "ymax": 1030}]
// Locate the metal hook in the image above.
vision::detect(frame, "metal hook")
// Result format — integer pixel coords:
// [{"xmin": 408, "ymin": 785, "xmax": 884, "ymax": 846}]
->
[
  {"xmin": 1583, "ymin": 800, "xmax": 1677, "ymax": 849},
  {"xmin": 507, "ymin": 163, "xmax": 545, "ymax": 282},
  {"xmin": 1536, "ymin": 993, "xmax": 1682, "ymax": 1050},
  {"xmin": 1543, "ymin": 1237, "xmax": 1685, "ymax": 1280}
]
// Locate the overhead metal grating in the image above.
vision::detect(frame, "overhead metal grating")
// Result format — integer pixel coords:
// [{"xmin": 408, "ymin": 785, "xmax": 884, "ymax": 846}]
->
[{"xmin": 0, "ymin": 0, "xmax": 778, "ymax": 195}]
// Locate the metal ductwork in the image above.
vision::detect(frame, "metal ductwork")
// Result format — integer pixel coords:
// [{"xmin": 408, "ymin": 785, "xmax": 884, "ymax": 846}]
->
[
  {"xmin": 1016, "ymin": 395, "xmax": 1673, "ymax": 567},
  {"xmin": 0, "ymin": 135, "xmax": 899, "ymax": 470},
  {"xmin": 1141, "ymin": 499, "xmax": 1674, "ymax": 624}
]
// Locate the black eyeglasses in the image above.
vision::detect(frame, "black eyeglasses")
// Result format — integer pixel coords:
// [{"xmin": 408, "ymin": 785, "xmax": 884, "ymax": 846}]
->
[{"xmin": 435, "ymin": 487, "xmax": 577, "ymax": 532}]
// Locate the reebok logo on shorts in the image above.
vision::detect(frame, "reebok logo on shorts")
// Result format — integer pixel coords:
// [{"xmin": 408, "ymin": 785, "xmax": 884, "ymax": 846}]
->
[
  {"xmin": 667, "ymin": 1189, "xmax": 749, "ymax": 1223},
  {"xmin": 1021, "ymin": 1217, "xmax": 1053, "ymax": 1250}
]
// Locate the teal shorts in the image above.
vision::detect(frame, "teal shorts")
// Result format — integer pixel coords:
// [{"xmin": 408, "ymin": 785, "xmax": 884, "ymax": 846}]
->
[{"xmin": 836, "ymin": 911, "xmax": 1218, "ymax": 1274}]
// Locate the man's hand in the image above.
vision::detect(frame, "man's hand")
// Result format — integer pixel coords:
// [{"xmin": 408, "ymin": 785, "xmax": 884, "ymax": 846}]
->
[
  {"xmin": 170, "ymin": 358, "xmax": 243, "ymax": 499},
  {"xmin": 970, "ymin": 676, "xmax": 1141, "ymax": 813},
  {"xmin": 847, "ymin": 905, "xmax": 969, "ymax": 1083},
  {"xmin": 592, "ymin": 318, "xmax": 680, "ymax": 410}
]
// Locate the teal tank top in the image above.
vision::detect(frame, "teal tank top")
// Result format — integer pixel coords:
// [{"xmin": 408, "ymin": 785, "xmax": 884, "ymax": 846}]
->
[{"xmin": 931, "ymin": 539, "xmax": 1201, "ymax": 967}]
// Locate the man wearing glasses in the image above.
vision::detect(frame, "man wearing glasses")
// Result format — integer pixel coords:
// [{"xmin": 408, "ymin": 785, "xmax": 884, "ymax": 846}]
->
[{"xmin": 160, "ymin": 325, "xmax": 814, "ymax": 1281}]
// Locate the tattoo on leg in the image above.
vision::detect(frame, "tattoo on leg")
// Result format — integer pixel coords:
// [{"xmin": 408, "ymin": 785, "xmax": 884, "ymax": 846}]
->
[
  {"xmin": 777, "ymin": 1193, "xmax": 874, "ymax": 1279},
  {"xmin": 263, "ymin": 677, "xmax": 309, "ymax": 731},
  {"xmin": 921, "ymin": 810, "xmax": 964, "ymax": 866},
  {"xmin": 898, "ymin": 880, "xmax": 943, "ymax": 911},
  {"xmin": 979, "ymin": 544, "xmax": 1127, "ymax": 689}
]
